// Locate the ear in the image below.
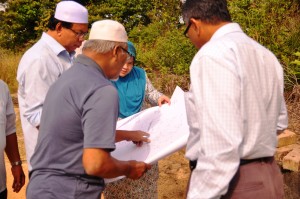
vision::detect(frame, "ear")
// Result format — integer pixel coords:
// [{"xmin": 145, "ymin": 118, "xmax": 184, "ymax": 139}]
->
[
  {"xmin": 113, "ymin": 46, "xmax": 119, "ymax": 55},
  {"xmin": 56, "ymin": 22, "xmax": 63, "ymax": 35},
  {"xmin": 190, "ymin": 18, "xmax": 202, "ymax": 37},
  {"xmin": 112, "ymin": 45, "xmax": 120, "ymax": 61}
]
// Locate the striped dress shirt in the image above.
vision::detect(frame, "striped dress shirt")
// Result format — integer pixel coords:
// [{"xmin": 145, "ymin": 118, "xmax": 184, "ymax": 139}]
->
[{"xmin": 185, "ymin": 23, "xmax": 288, "ymax": 199}]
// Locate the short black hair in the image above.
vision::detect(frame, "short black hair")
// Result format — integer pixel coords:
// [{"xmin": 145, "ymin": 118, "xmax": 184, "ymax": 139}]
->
[
  {"xmin": 47, "ymin": 15, "xmax": 73, "ymax": 30},
  {"xmin": 182, "ymin": 0, "xmax": 231, "ymax": 24}
]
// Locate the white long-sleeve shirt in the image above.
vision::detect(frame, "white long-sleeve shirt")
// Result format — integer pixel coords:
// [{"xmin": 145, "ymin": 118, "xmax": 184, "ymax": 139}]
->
[
  {"xmin": 17, "ymin": 32, "xmax": 74, "ymax": 170},
  {"xmin": 185, "ymin": 23, "xmax": 288, "ymax": 199}
]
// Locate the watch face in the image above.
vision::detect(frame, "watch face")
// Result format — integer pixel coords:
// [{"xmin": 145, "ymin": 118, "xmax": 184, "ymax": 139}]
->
[{"xmin": 11, "ymin": 160, "xmax": 22, "ymax": 166}]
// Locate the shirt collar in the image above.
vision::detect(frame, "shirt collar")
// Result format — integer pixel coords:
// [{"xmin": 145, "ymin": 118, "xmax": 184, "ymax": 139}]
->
[
  {"xmin": 41, "ymin": 32, "xmax": 74, "ymax": 56},
  {"xmin": 75, "ymin": 54, "xmax": 107, "ymax": 78},
  {"xmin": 210, "ymin": 23, "xmax": 243, "ymax": 41}
]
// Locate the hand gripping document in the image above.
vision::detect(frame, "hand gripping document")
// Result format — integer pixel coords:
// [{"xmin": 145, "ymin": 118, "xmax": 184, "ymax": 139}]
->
[{"xmin": 105, "ymin": 86, "xmax": 190, "ymax": 183}]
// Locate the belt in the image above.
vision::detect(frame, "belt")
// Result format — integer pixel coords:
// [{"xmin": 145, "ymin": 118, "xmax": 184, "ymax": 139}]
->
[
  {"xmin": 190, "ymin": 156, "xmax": 274, "ymax": 171},
  {"xmin": 240, "ymin": 156, "xmax": 273, "ymax": 166}
]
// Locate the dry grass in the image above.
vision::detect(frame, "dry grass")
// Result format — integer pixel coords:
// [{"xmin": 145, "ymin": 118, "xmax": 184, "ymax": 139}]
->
[
  {"xmin": 0, "ymin": 48, "xmax": 22, "ymax": 93},
  {"xmin": 286, "ymin": 85, "xmax": 300, "ymax": 141}
]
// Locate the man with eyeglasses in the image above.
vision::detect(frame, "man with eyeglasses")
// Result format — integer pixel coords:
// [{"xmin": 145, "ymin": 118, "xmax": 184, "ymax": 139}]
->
[
  {"xmin": 26, "ymin": 19, "xmax": 151, "ymax": 199},
  {"xmin": 182, "ymin": 0, "xmax": 287, "ymax": 198},
  {"xmin": 17, "ymin": 1, "xmax": 89, "ymax": 171}
]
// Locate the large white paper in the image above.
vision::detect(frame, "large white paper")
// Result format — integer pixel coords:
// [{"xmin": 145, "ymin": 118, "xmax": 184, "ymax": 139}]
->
[{"xmin": 105, "ymin": 86, "xmax": 189, "ymax": 183}]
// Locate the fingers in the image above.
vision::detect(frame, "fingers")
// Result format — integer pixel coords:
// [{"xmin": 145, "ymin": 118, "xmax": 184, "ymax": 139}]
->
[
  {"xmin": 11, "ymin": 166, "xmax": 26, "ymax": 193},
  {"xmin": 131, "ymin": 131, "xmax": 151, "ymax": 143},
  {"xmin": 146, "ymin": 163, "xmax": 152, "ymax": 170},
  {"xmin": 141, "ymin": 163, "xmax": 152, "ymax": 177},
  {"xmin": 12, "ymin": 178, "xmax": 22, "ymax": 193},
  {"xmin": 158, "ymin": 95, "xmax": 171, "ymax": 106},
  {"xmin": 133, "ymin": 141, "xmax": 143, "ymax": 147},
  {"xmin": 13, "ymin": 182, "xmax": 21, "ymax": 192},
  {"xmin": 140, "ymin": 131, "xmax": 150, "ymax": 137},
  {"xmin": 141, "ymin": 135, "xmax": 151, "ymax": 143},
  {"xmin": 127, "ymin": 161, "xmax": 151, "ymax": 180}
]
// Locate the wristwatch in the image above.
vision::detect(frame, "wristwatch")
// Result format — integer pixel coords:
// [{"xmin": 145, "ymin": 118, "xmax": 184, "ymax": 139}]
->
[{"xmin": 11, "ymin": 160, "xmax": 22, "ymax": 166}]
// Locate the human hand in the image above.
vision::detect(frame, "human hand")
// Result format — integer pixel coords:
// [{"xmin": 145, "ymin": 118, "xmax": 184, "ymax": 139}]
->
[
  {"xmin": 130, "ymin": 130, "xmax": 150, "ymax": 147},
  {"xmin": 11, "ymin": 165, "xmax": 25, "ymax": 193},
  {"xmin": 129, "ymin": 130, "xmax": 150, "ymax": 147},
  {"xmin": 158, "ymin": 95, "xmax": 171, "ymax": 106},
  {"xmin": 126, "ymin": 161, "xmax": 152, "ymax": 180}
]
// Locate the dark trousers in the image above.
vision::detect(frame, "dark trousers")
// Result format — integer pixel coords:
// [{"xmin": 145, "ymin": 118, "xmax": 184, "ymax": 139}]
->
[
  {"xmin": 0, "ymin": 189, "xmax": 7, "ymax": 199},
  {"xmin": 188, "ymin": 157, "xmax": 284, "ymax": 199},
  {"xmin": 222, "ymin": 157, "xmax": 284, "ymax": 199}
]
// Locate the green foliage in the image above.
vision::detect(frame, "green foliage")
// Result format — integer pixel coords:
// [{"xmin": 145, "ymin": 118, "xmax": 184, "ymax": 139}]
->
[
  {"xmin": 131, "ymin": 24, "xmax": 195, "ymax": 75},
  {"xmin": 228, "ymin": 0, "xmax": 300, "ymax": 63},
  {"xmin": 1, "ymin": 0, "xmax": 300, "ymax": 93},
  {"xmin": 86, "ymin": 0, "xmax": 154, "ymax": 31},
  {"xmin": 0, "ymin": 0, "xmax": 58, "ymax": 50},
  {"xmin": 288, "ymin": 52, "xmax": 300, "ymax": 84}
]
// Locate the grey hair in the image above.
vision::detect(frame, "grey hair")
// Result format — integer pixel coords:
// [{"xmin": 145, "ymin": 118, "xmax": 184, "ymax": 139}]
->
[{"xmin": 82, "ymin": 40, "xmax": 127, "ymax": 54}]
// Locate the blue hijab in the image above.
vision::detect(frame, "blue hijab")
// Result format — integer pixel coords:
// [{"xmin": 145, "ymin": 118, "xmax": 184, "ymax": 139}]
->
[
  {"xmin": 111, "ymin": 41, "xmax": 146, "ymax": 118},
  {"xmin": 112, "ymin": 66, "xmax": 146, "ymax": 118}
]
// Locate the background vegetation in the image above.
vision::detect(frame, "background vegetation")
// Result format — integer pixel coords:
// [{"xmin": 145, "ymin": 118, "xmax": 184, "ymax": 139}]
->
[{"xmin": 0, "ymin": 0, "xmax": 300, "ymax": 94}]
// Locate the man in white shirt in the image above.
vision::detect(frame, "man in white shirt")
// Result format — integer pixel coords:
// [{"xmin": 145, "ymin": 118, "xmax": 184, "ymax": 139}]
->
[
  {"xmin": 182, "ymin": 0, "xmax": 288, "ymax": 198},
  {"xmin": 17, "ymin": 1, "xmax": 89, "ymax": 171}
]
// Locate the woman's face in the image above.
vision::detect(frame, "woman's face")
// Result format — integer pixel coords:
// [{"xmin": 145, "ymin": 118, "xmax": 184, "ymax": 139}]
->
[{"xmin": 119, "ymin": 56, "xmax": 134, "ymax": 77}]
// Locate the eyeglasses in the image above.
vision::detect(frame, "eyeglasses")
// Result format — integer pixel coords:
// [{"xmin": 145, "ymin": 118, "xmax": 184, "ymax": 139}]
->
[
  {"xmin": 67, "ymin": 28, "xmax": 88, "ymax": 39},
  {"xmin": 120, "ymin": 47, "xmax": 132, "ymax": 61},
  {"xmin": 183, "ymin": 21, "xmax": 192, "ymax": 38}
]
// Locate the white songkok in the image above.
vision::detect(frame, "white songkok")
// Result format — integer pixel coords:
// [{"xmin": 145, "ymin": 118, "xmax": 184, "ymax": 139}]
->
[
  {"xmin": 89, "ymin": 19, "xmax": 128, "ymax": 42},
  {"xmin": 54, "ymin": 1, "xmax": 88, "ymax": 24}
]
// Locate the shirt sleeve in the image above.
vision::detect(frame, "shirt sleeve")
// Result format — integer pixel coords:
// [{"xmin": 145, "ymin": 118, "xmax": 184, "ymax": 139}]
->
[
  {"xmin": 145, "ymin": 74, "xmax": 162, "ymax": 106},
  {"xmin": 5, "ymin": 84, "xmax": 16, "ymax": 136},
  {"xmin": 277, "ymin": 98, "xmax": 288, "ymax": 130},
  {"xmin": 22, "ymin": 58, "xmax": 60, "ymax": 127},
  {"xmin": 187, "ymin": 56, "xmax": 242, "ymax": 199},
  {"xmin": 82, "ymin": 85, "xmax": 118, "ymax": 150}
]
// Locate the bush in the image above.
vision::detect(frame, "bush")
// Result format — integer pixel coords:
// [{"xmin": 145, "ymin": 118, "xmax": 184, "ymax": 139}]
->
[
  {"xmin": 285, "ymin": 52, "xmax": 300, "ymax": 89},
  {"xmin": 229, "ymin": 0, "xmax": 300, "ymax": 66},
  {"xmin": 130, "ymin": 23, "xmax": 196, "ymax": 75}
]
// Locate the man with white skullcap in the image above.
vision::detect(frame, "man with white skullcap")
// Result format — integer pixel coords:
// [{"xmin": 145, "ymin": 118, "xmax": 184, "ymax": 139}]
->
[
  {"xmin": 17, "ymin": 1, "xmax": 89, "ymax": 171},
  {"xmin": 26, "ymin": 19, "xmax": 151, "ymax": 199}
]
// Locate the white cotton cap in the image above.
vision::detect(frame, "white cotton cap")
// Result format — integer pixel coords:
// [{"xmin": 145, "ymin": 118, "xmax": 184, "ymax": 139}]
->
[
  {"xmin": 54, "ymin": 1, "xmax": 88, "ymax": 24},
  {"xmin": 89, "ymin": 19, "xmax": 128, "ymax": 42}
]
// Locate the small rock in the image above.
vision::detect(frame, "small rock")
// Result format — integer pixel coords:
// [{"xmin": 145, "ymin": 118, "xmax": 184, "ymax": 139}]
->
[
  {"xmin": 275, "ymin": 144, "xmax": 296, "ymax": 165},
  {"xmin": 277, "ymin": 130, "xmax": 298, "ymax": 148},
  {"xmin": 283, "ymin": 146, "xmax": 300, "ymax": 172}
]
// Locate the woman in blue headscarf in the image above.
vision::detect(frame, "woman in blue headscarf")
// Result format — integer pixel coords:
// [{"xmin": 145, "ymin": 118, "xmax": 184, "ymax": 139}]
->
[
  {"xmin": 111, "ymin": 41, "xmax": 170, "ymax": 119},
  {"xmin": 104, "ymin": 41, "xmax": 170, "ymax": 199}
]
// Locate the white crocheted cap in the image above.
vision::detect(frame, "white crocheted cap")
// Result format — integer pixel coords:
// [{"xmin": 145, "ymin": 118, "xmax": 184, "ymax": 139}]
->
[
  {"xmin": 54, "ymin": 1, "xmax": 88, "ymax": 24},
  {"xmin": 89, "ymin": 19, "xmax": 128, "ymax": 42}
]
